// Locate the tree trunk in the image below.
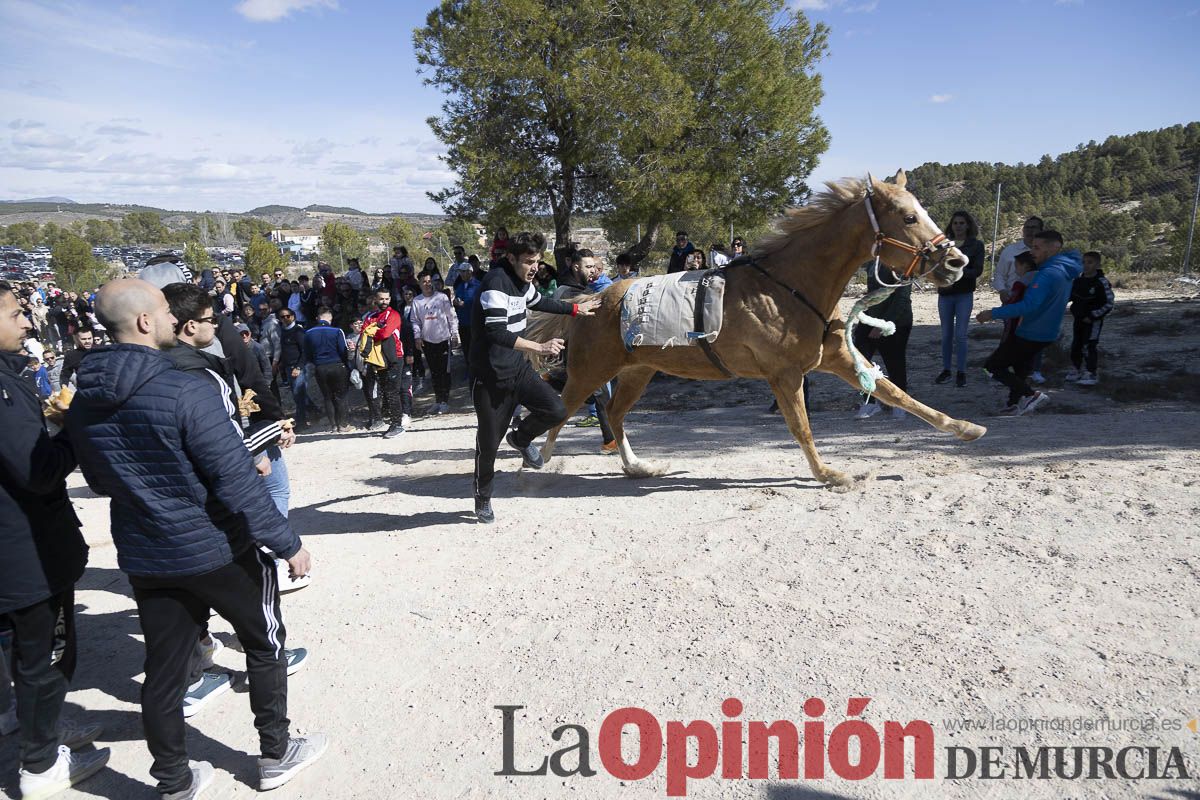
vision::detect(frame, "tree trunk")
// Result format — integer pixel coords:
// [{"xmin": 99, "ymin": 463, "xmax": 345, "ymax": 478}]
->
[
  {"xmin": 625, "ymin": 215, "xmax": 663, "ymax": 266},
  {"xmin": 551, "ymin": 167, "xmax": 575, "ymax": 274}
]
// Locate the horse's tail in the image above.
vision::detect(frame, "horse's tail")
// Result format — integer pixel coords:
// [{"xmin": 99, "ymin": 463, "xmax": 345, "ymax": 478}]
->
[{"xmin": 523, "ymin": 309, "xmax": 574, "ymax": 372}]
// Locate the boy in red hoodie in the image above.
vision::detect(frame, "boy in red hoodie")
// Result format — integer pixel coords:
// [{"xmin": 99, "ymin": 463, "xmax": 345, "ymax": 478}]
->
[{"xmin": 362, "ymin": 288, "xmax": 414, "ymax": 438}]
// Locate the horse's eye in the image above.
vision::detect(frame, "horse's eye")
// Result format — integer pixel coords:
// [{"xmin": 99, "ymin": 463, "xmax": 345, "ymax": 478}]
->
[{"xmin": 903, "ymin": 214, "xmax": 918, "ymax": 225}]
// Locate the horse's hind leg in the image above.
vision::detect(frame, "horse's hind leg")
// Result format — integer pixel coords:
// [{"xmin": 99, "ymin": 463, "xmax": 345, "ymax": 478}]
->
[
  {"xmin": 767, "ymin": 373, "xmax": 852, "ymax": 487},
  {"xmin": 604, "ymin": 366, "xmax": 666, "ymax": 478},
  {"xmin": 817, "ymin": 333, "xmax": 987, "ymax": 441},
  {"xmin": 541, "ymin": 374, "xmax": 603, "ymax": 463}
]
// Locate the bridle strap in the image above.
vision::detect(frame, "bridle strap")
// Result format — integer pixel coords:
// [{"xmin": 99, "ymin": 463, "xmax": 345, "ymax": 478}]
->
[{"xmin": 863, "ymin": 188, "xmax": 952, "ymax": 282}]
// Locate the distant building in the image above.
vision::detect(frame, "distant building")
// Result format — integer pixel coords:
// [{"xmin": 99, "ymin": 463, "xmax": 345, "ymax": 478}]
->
[{"xmin": 270, "ymin": 228, "xmax": 321, "ymax": 254}]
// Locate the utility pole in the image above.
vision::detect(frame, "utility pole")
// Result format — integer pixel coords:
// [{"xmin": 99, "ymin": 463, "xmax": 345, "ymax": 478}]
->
[
  {"xmin": 1183, "ymin": 159, "xmax": 1200, "ymax": 275},
  {"xmin": 989, "ymin": 182, "xmax": 1002, "ymax": 281}
]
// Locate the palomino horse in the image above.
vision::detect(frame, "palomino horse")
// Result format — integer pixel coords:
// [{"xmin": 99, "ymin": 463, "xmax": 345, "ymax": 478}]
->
[{"xmin": 538, "ymin": 170, "xmax": 988, "ymax": 486}]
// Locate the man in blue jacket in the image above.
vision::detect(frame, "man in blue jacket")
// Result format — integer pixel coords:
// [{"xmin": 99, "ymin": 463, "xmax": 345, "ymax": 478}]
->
[
  {"xmin": 302, "ymin": 308, "xmax": 350, "ymax": 432},
  {"xmin": 0, "ymin": 281, "xmax": 109, "ymax": 800},
  {"xmin": 65, "ymin": 279, "xmax": 327, "ymax": 798},
  {"xmin": 976, "ymin": 230, "xmax": 1083, "ymax": 416}
]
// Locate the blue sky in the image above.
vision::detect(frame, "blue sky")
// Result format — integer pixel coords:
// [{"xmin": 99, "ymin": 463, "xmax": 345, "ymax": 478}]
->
[{"xmin": 1, "ymin": 0, "xmax": 1197, "ymax": 214}]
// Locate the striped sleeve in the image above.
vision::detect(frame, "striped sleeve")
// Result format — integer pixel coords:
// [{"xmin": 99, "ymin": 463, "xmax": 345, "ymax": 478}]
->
[
  {"xmin": 480, "ymin": 289, "xmax": 519, "ymax": 349},
  {"xmin": 525, "ymin": 283, "xmax": 574, "ymax": 315},
  {"xmin": 1093, "ymin": 276, "xmax": 1114, "ymax": 319}
]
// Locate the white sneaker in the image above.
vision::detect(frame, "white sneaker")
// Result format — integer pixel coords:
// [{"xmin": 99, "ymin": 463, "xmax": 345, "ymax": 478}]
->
[
  {"xmin": 853, "ymin": 402, "xmax": 881, "ymax": 420},
  {"xmin": 1063, "ymin": 368, "xmax": 1082, "ymax": 382},
  {"xmin": 1030, "ymin": 371, "xmax": 1046, "ymax": 385},
  {"xmin": 258, "ymin": 733, "xmax": 329, "ymax": 791},
  {"xmin": 401, "ymin": 414, "xmax": 412, "ymax": 428},
  {"xmin": 197, "ymin": 634, "xmax": 223, "ymax": 670},
  {"xmin": 18, "ymin": 744, "xmax": 110, "ymax": 800},
  {"xmin": 1078, "ymin": 371, "xmax": 1098, "ymax": 386},
  {"xmin": 163, "ymin": 761, "xmax": 214, "ymax": 800},
  {"xmin": 1016, "ymin": 391, "xmax": 1050, "ymax": 416},
  {"xmin": 890, "ymin": 405, "xmax": 906, "ymax": 420},
  {"xmin": 277, "ymin": 558, "xmax": 311, "ymax": 593},
  {"xmin": 439, "ymin": 402, "xmax": 451, "ymax": 414}
]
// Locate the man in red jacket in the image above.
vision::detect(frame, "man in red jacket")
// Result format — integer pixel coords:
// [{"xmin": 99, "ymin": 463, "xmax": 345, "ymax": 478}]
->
[{"xmin": 363, "ymin": 288, "xmax": 414, "ymax": 439}]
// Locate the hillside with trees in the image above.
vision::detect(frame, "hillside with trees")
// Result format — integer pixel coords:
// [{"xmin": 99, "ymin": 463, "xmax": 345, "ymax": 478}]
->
[{"xmin": 906, "ymin": 122, "xmax": 1199, "ymax": 272}]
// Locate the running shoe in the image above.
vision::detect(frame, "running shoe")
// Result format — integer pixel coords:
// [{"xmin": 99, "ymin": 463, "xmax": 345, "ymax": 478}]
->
[
  {"xmin": 1064, "ymin": 368, "xmax": 1082, "ymax": 382},
  {"xmin": 182, "ymin": 672, "xmax": 232, "ymax": 718},
  {"xmin": 19, "ymin": 745, "xmax": 109, "ymax": 800},
  {"xmin": 506, "ymin": 431, "xmax": 543, "ymax": 469},
  {"xmin": 574, "ymin": 415, "xmax": 600, "ymax": 428},
  {"xmin": 1078, "ymin": 371, "xmax": 1098, "ymax": 386},
  {"xmin": 258, "ymin": 733, "xmax": 329, "ymax": 791},
  {"xmin": 934, "ymin": 370, "xmax": 952, "ymax": 384},
  {"xmin": 475, "ymin": 497, "xmax": 495, "ymax": 524},
  {"xmin": 600, "ymin": 440, "xmax": 619, "ymax": 455},
  {"xmin": 285, "ymin": 648, "xmax": 308, "ymax": 676},
  {"xmin": 163, "ymin": 761, "xmax": 214, "ymax": 800},
  {"xmin": 853, "ymin": 402, "xmax": 880, "ymax": 420},
  {"xmin": 1015, "ymin": 391, "xmax": 1050, "ymax": 416}
]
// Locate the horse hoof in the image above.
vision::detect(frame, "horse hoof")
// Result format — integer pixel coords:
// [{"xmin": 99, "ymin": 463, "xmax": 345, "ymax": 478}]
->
[
  {"xmin": 956, "ymin": 422, "xmax": 987, "ymax": 441},
  {"xmin": 624, "ymin": 459, "xmax": 668, "ymax": 478},
  {"xmin": 819, "ymin": 468, "xmax": 854, "ymax": 488}
]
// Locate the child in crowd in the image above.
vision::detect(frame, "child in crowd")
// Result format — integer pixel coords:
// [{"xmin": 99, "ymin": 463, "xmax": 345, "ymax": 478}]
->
[
  {"xmin": 1066, "ymin": 251, "xmax": 1114, "ymax": 386},
  {"xmin": 1000, "ymin": 251, "xmax": 1038, "ymax": 342}
]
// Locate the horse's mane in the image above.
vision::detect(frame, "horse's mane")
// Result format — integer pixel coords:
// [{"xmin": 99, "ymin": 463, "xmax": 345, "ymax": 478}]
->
[{"xmin": 753, "ymin": 177, "xmax": 866, "ymax": 256}]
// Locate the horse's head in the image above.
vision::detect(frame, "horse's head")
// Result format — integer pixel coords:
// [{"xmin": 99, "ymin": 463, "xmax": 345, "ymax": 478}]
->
[{"xmin": 865, "ymin": 170, "xmax": 966, "ymax": 287}]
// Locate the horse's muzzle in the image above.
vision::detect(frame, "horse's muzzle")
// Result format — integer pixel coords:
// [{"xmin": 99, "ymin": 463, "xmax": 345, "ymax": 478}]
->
[{"xmin": 926, "ymin": 249, "xmax": 966, "ymax": 288}]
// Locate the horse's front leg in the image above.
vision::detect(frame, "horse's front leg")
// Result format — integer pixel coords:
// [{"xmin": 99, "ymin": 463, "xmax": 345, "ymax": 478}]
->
[
  {"xmin": 767, "ymin": 373, "xmax": 852, "ymax": 487},
  {"xmin": 817, "ymin": 335, "xmax": 987, "ymax": 441}
]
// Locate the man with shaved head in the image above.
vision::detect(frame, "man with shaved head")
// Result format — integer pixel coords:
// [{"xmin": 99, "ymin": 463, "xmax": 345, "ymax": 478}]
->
[{"xmin": 66, "ymin": 279, "xmax": 327, "ymax": 797}]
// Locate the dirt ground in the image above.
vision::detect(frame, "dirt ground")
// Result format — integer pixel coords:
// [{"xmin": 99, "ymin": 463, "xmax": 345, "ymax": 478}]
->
[{"xmin": 3, "ymin": 286, "xmax": 1198, "ymax": 800}]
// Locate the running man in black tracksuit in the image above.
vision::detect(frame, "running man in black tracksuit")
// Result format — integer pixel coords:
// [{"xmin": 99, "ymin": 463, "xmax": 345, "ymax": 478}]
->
[
  {"xmin": 469, "ymin": 232, "xmax": 600, "ymax": 523},
  {"xmin": 1066, "ymin": 250, "xmax": 1114, "ymax": 386}
]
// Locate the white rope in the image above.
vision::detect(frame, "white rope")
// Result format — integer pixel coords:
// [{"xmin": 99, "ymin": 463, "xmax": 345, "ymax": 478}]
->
[{"xmin": 845, "ymin": 284, "xmax": 899, "ymax": 396}]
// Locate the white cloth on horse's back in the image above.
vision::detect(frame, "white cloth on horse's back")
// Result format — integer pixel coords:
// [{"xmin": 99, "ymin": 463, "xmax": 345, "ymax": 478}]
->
[{"xmin": 619, "ymin": 270, "xmax": 726, "ymax": 350}]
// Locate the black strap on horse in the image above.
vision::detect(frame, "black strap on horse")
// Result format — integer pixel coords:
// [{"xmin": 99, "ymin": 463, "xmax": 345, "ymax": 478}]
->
[
  {"xmin": 725, "ymin": 256, "xmax": 833, "ymax": 338},
  {"xmin": 693, "ymin": 267, "xmax": 733, "ymax": 378}
]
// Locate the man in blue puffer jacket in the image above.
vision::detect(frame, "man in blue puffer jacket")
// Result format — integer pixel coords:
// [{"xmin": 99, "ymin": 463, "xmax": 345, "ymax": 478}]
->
[
  {"xmin": 65, "ymin": 279, "xmax": 327, "ymax": 798},
  {"xmin": 976, "ymin": 230, "xmax": 1083, "ymax": 416}
]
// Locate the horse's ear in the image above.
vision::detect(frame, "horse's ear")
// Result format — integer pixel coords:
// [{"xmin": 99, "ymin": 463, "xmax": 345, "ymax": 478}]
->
[{"xmin": 894, "ymin": 168, "xmax": 907, "ymax": 188}]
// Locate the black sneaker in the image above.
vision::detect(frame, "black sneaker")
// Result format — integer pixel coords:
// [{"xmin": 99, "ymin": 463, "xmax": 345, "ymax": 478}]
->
[
  {"xmin": 475, "ymin": 497, "xmax": 494, "ymax": 524},
  {"xmin": 955, "ymin": 371, "xmax": 966, "ymax": 387},
  {"xmin": 506, "ymin": 431, "xmax": 543, "ymax": 469},
  {"xmin": 934, "ymin": 370, "xmax": 952, "ymax": 384},
  {"xmin": 382, "ymin": 424, "xmax": 405, "ymax": 439}
]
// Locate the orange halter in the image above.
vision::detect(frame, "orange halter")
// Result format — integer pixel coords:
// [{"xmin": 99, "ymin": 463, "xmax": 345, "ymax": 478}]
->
[{"xmin": 863, "ymin": 179, "xmax": 953, "ymax": 281}]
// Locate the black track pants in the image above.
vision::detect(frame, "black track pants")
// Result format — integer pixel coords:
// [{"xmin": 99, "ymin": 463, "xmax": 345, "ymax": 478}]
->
[
  {"xmin": 3, "ymin": 590, "xmax": 76, "ymax": 772},
  {"xmin": 472, "ymin": 365, "xmax": 565, "ymax": 500},
  {"xmin": 130, "ymin": 548, "xmax": 289, "ymax": 795}
]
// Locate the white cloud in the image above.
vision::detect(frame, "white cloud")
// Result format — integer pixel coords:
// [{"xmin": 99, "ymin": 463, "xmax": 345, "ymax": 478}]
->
[
  {"xmin": 0, "ymin": 0, "xmax": 209, "ymax": 68},
  {"xmin": 929, "ymin": 93, "xmax": 954, "ymax": 104},
  {"xmin": 8, "ymin": 119, "xmax": 45, "ymax": 130},
  {"xmin": 790, "ymin": 0, "xmax": 832, "ymax": 8},
  {"xmin": 846, "ymin": 1, "xmax": 878, "ymax": 11},
  {"xmin": 291, "ymin": 137, "xmax": 336, "ymax": 165},
  {"xmin": 11, "ymin": 129, "xmax": 80, "ymax": 150},
  {"xmin": 96, "ymin": 124, "xmax": 151, "ymax": 139},
  {"xmin": 234, "ymin": 0, "xmax": 338, "ymax": 22}
]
